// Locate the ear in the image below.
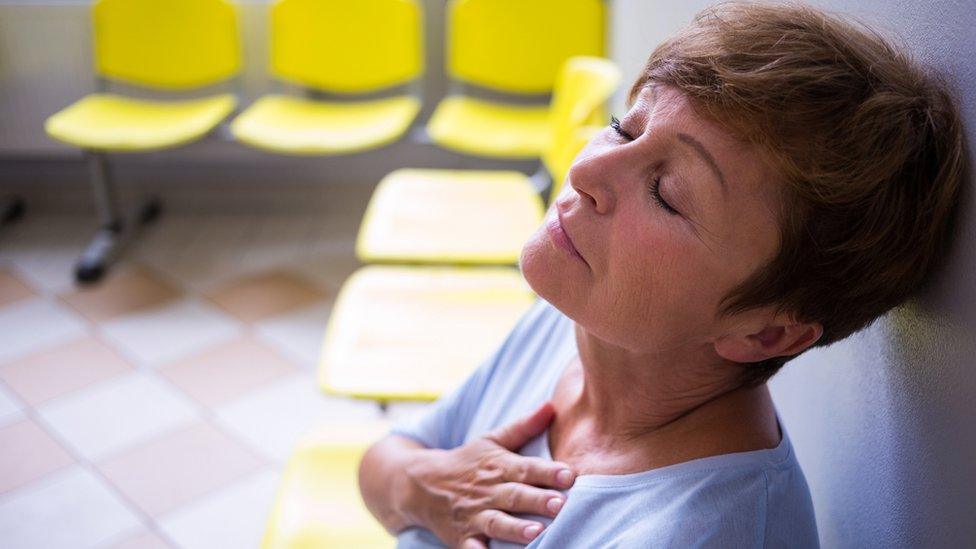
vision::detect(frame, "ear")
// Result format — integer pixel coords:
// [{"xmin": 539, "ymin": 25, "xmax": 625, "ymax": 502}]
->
[{"xmin": 713, "ymin": 317, "xmax": 823, "ymax": 364}]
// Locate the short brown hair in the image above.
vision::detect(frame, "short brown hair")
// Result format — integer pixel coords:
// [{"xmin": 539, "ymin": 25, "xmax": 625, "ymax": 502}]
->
[{"xmin": 630, "ymin": 1, "xmax": 968, "ymax": 386}]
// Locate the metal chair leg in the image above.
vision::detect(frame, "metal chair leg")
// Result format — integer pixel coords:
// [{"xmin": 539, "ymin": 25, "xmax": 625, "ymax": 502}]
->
[
  {"xmin": 75, "ymin": 152, "xmax": 162, "ymax": 285},
  {"xmin": 0, "ymin": 195, "xmax": 25, "ymax": 227}
]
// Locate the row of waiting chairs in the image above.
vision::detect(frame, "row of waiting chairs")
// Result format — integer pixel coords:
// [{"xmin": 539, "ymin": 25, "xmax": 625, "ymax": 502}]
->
[
  {"xmin": 44, "ymin": 0, "xmax": 605, "ymax": 283},
  {"xmin": 44, "ymin": 1, "xmax": 615, "ymax": 546},
  {"xmin": 261, "ymin": 57, "xmax": 621, "ymax": 548}
]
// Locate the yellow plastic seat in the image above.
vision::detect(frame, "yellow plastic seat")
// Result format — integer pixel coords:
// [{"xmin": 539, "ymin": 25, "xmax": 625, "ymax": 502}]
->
[
  {"xmin": 426, "ymin": 97, "xmax": 550, "ymax": 159},
  {"xmin": 319, "ymin": 266, "xmax": 536, "ymax": 401},
  {"xmin": 262, "ymin": 422, "xmax": 395, "ymax": 549},
  {"xmin": 357, "ymin": 58, "xmax": 620, "ymax": 264},
  {"xmin": 42, "ymin": 0, "xmax": 241, "ymax": 284},
  {"xmin": 45, "ymin": 0, "xmax": 240, "ymax": 153},
  {"xmin": 231, "ymin": 0, "xmax": 423, "ymax": 155},
  {"xmin": 427, "ymin": 0, "xmax": 604, "ymax": 158},
  {"xmin": 357, "ymin": 169, "xmax": 544, "ymax": 264},
  {"xmin": 231, "ymin": 95, "xmax": 420, "ymax": 155},
  {"xmin": 45, "ymin": 93, "xmax": 237, "ymax": 152}
]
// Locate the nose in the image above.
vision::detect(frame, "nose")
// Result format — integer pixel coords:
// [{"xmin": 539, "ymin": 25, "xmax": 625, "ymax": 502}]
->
[{"xmin": 567, "ymin": 145, "xmax": 616, "ymax": 215}]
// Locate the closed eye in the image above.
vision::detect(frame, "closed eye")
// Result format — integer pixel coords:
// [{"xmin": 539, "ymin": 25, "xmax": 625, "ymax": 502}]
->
[{"xmin": 610, "ymin": 116, "xmax": 635, "ymax": 141}]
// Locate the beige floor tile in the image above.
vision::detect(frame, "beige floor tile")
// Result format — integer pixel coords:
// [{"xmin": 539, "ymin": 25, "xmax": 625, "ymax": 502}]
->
[
  {"xmin": 97, "ymin": 421, "xmax": 265, "ymax": 517},
  {"xmin": 205, "ymin": 270, "xmax": 330, "ymax": 323},
  {"xmin": 0, "ymin": 268, "xmax": 36, "ymax": 308},
  {"xmin": 0, "ymin": 418, "xmax": 74, "ymax": 495},
  {"xmin": 157, "ymin": 337, "xmax": 299, "ymax": 408},
  {"xmin": 59, "ymin": 265, "xmax": 181, "ymax": 323},
  {"xmin": 0, "ymin": 336, "xmax": 132, "ymax": 406}
]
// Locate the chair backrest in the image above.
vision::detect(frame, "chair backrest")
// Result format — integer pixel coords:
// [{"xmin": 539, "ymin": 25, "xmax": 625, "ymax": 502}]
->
[
  {"xmin": 447, "ymin": 0, "xmax": 605, "ymax": 94},
  {"xmin": 270, "ymin": 0, "xmax": 424, "ymax": 94},
  {"xmin": 93, "ymin": 0, "xmax": 241, "ymax": 90},
  {"xmin": 543, "ymin": 57, "xmax": 620, "ymax": 200}
]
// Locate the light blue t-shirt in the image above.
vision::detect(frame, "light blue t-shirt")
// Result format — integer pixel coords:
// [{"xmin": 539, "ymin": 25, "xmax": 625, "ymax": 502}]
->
[{"xmin": 391, "ymin": 298, "xmax": 819, "ymax": 548}]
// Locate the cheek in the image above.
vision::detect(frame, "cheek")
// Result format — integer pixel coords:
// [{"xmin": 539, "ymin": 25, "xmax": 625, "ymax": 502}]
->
[{"xmin": 596, "ymin": 220, "xmax": 717, "ymax": 346}]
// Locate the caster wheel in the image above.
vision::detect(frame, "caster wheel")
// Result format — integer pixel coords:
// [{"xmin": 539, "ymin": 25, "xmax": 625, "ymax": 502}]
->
[
  {"xmin": 75, "ymin": 262, "xmax": 105, "ymax": 284},
  {"xmin": 139, "ymin": 199, "xmax": 162, "ymax": 225}
]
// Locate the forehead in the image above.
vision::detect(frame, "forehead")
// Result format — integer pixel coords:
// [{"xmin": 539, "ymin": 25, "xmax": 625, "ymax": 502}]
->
[
  {"xmin": 644, "ymin": 85, "xmax": 778, "ymax": 190},
  {"xmin": 636, "ymin": 85, "xmax": 784, "ymax": 258}
]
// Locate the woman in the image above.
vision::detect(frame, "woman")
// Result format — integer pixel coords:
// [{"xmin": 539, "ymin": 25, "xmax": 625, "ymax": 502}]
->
[{"xmin": 360, "ymin": 2, "xmax": 965, "ymax": 547}]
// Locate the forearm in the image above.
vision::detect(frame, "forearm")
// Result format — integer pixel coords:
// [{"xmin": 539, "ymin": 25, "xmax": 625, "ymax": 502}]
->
[{"xmin": 358, "ymin": 434, "xmax": 437, "ymax": 535}]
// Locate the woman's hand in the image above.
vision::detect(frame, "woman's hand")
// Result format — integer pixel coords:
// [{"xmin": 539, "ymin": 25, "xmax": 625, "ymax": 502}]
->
[{"xmin": 403, "ymin": 402, "xmax": 576, "ymax": 548}]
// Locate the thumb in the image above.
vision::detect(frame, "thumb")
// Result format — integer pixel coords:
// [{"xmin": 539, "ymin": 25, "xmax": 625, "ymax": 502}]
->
[{"xmin": 486, "ymin": 401, "xmax": 555, "ymax": 451}]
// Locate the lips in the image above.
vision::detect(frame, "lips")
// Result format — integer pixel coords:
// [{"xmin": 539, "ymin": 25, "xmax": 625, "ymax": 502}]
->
[{"xmin": 546, "ymin": 211, "xmax": 587, "ymax": 266}]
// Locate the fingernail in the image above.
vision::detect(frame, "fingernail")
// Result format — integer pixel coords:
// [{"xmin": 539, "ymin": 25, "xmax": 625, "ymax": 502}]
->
[
  {"xmin": 547, "ymin": 497, "xmax": 564, "ymax": 514},
  {"xmin": 524, "ymin": 524, "xmax": 542, "ymax": 540},
  {"xmin": 556, "ymin": 469, "xmax": 574, "ymax": 487}
]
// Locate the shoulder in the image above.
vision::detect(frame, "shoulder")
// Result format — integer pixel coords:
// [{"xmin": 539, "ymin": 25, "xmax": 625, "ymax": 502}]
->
[
  {"xmin": 635, "ymin": 460, "xmax": 818, "ymax": 548},
  {"xmin": 482, "ymin": 298, "xmax": 575, "ymax": 380}
]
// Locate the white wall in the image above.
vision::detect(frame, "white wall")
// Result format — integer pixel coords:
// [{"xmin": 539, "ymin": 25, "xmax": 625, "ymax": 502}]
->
[{"xmin": 613, "ymin": 1, "xmax": 976, "ymax": 547}]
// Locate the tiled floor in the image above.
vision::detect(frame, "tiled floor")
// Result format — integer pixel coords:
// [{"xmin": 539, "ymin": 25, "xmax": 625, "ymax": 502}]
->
[{"xmin": 0, "ymin": 213, "xmax": 427, "ymax": 548}]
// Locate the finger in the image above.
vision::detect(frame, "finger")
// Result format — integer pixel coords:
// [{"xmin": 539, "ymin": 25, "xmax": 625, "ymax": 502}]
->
[
  {"xmin": 502, "ymin": 455, "xmax": 577, "ymax": 489},
  {"xmin": 492, "ymin": 482, "xmax": 567, "ymax": 518},
  {"xmin": 459, "ymin": 536, "xmax": 488, "ymax": 549},
  {"xmin": 472, "ymin": 509, "xmax": 545, "ymax": 545},
  {"xmin": 486, "ymin": 401, "xmax": 555, "ymax": 450}
]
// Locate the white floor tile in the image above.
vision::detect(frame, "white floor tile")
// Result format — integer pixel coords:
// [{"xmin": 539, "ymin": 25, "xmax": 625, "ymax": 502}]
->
[
  {"xmin": 38, "ymin": 372, "xmax": 200, "ymax": 461},
  {"xmin": 237, "ymin": 215, "xmax": 322, "ymax": 274},
  {"xmin": 253, "ymin": 302, "xmax": 333, "ymax": 369},
  {"xmin": 146, "ymin": 254, "xmax": 247, "ymax": 294},
  {"xmin": 137, "ymin": 215, "xmax": 260, "ymax": 293},
  {"xmin": 0, "ymin": 298, "xmax": 88, "ymax": 365},
  {"xmin": 0, "ymin": 383, "xmax": 25, "ymax": 427},
  {"xmin": 0, "ymin": 465, "xmax": 142, "ymax": 549},
  {"xmin": 99, "ymin": 299, "xmax": 242, "ymax": 367},
  {"xmin": 215, "ymin": 373, "xmax": 381, "ymax": 462},
  {"xmin": 159, "ymin": 468, "xmax": 280, "ymax": 549},
  {"xmin": 131, "ymin": 215, "xmax": 200, "ymax": 259}
]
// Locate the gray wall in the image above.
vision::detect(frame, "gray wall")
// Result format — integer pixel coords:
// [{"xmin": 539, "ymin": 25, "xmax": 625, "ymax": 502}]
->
[
  {"xmin": 613, "ymin": 1, "xmax": 976, "ymax": 547},
  {"xmin": 0, "ymin": 1, "xmax": 535, "ymax": 214}
]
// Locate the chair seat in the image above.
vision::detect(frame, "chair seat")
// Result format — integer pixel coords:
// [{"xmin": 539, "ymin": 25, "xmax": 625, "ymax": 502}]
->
[
  {"xmin": 319, "ymin": 265, "xmax": 536, "ymax": 401},
  {"xmin": 44, "ymin": 93, "xmax": 237, "ymax": 151},
  {"xmin": 262, "ymin": 422, "xmax": 394, "ymax": 549},
  {"xmin": 426, "ymin": 96, "xmax": 550, "ymax": 159},
  {"xmin": 230, "ymin": 94, "xmax": 420, "ymax": 155},
  {"xmin": 357, "ymin": 168, "xmax": 546, "ymax": 264}
]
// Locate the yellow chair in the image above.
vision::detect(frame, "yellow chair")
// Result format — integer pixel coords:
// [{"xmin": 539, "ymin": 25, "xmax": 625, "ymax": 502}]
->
[
  {"xmin": 319, "ymin": 266, "xmax": 536, "ymax": 402},
  {"xmin": 427, "ymin": 0, "xmax": 605, "ymax": 159},
  {"xmin": 262, "ymin": 421, "xmax": 395, "ymax": 549},
  {"xmin": 44, "ymin": 0, "xmax": 241, "ymax": 283},
  {"xmin": 230, "ymin": 0, "xmax": 423, "ymax": 155},
  {"xmin": 357, "ymin": 57, "xmax": 620, "ymax": 265}
]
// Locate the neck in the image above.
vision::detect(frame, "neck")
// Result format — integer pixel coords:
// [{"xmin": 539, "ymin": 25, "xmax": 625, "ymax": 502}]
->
[{"xmin": 550, "ymin": 324, "xmax": 778, "ymax": 465}]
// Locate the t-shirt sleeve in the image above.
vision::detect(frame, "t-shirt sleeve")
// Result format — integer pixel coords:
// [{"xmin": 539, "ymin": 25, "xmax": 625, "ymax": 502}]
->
[{"xmin": 388, "ymin": 298, "xmax": 550, "ymax": 450}]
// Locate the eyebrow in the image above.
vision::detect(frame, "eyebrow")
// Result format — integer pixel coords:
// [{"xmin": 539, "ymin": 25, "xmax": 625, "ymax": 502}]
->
[{"xmin": 676, "ymin": 132, "xmax": 728, "ymax": 196}]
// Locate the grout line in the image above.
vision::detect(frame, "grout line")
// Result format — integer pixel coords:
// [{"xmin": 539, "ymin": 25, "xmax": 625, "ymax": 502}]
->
[{"xmin": 0, "ymin": 376, "xmax": 184, "ymax": 549}]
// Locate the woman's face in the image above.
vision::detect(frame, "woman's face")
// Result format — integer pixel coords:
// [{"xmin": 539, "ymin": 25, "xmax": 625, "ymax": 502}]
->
[{"xmin": 520, "ymin": 84, "xmax": 783, "ymax": 353}]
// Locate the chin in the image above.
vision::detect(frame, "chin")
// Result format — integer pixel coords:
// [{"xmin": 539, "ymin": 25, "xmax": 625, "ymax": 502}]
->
[{"xmin": 519, "ymin": 230, "xmax": 580, "ymax": 318}]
